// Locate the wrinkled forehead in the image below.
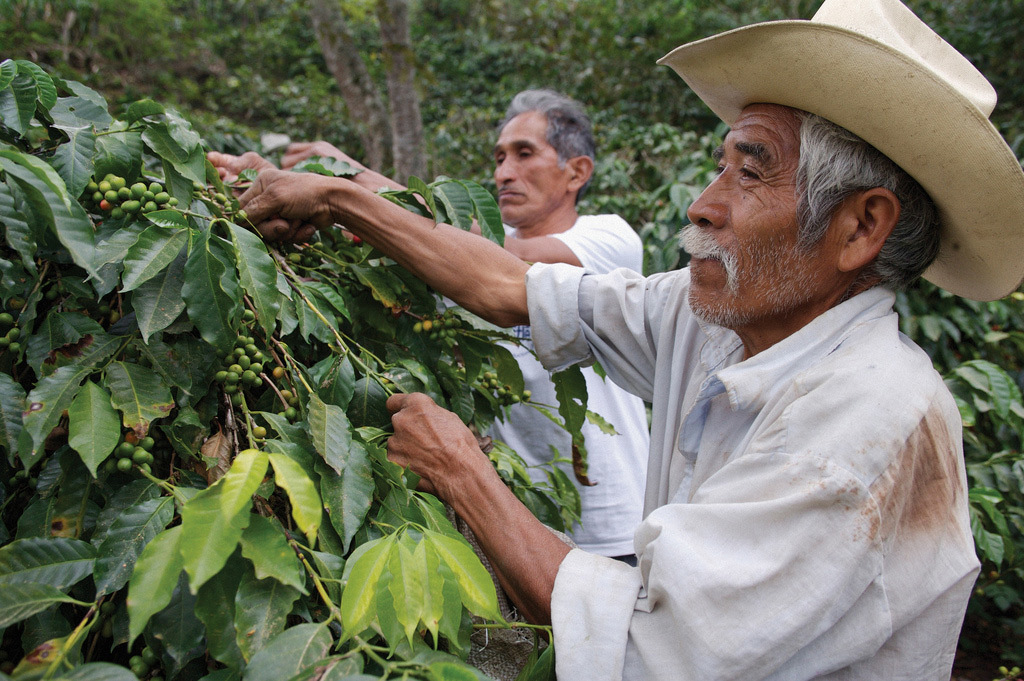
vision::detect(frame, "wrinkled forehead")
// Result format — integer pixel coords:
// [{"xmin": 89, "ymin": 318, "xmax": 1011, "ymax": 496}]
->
[{"xmin": 719, "ymin": 103, "xmax": 803, "ymax": 167}]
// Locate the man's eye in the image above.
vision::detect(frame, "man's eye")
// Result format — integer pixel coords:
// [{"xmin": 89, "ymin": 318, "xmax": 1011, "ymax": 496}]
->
[{"xmin": 741, "ymin": 167, "xmax": 761, "ymax": 180}]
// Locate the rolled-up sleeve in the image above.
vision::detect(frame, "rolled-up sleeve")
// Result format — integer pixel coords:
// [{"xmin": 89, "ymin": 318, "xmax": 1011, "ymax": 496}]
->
[
  {"xmin": 525, "ymin": 262, "xmax": 593, "ymax": 371},
  {"xmin": 551, "ymin": 550, "xmax": 644, "ymax": 680},
  {"xmin": 527, "ymin": 263, "xmax": 668, "ymax": 402}
]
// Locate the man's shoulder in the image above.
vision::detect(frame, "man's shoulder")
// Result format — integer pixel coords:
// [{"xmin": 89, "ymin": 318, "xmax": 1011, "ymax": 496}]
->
[{"xmin": 571, "ymin": 213, "xmax": 636, "ymax": 236}]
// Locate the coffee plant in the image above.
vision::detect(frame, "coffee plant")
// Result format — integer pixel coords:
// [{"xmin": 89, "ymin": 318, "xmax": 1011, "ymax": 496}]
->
[{"xmin": 0, "ymin": 58, "xmax": 582, "ymax": 681}]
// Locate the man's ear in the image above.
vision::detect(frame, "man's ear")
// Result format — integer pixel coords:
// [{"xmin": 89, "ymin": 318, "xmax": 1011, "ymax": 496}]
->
[
  {"xmin": 834, "ymin": 187, "xmax": 900, "ymax": 273},
  {"xmin": 565, "ymin": 156, "xmax": 594, "ymax": 193}
]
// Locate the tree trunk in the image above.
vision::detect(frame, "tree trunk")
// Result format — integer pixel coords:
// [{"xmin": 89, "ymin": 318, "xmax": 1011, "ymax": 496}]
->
[
  {"xmin": 308, "ymin": 0, "xmax": 389, "ymax": 172},
  {"xmin": 376, "ymin": 0, "xmax": 427, "ymax": 183}
]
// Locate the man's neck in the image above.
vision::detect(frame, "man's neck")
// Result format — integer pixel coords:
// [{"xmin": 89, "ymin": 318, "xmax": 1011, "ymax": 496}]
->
[{"xmin": 509, "ymin": 203, "xmax": 580, "ymax": 238}]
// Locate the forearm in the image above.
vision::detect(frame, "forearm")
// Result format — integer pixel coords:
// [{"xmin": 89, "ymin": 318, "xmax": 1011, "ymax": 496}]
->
[
  {"xmin": 327, "ymin": 181, "xmax": 531, "ymax": 326},
  {"xmin": 438, "ymin": 455, "xmax": 571, "ymax": 624}
]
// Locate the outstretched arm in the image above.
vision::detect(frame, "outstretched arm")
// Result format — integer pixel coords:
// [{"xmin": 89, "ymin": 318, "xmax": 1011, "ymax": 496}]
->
[{"xmin": 235, "ymin": 167, "xmax": 531, "ymax": 327}]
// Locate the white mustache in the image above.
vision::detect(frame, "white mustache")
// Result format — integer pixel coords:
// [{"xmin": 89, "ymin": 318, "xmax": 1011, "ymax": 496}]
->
[{"xmin": 680, "ymin": 225, "xmax": 738, "ymax": 289}]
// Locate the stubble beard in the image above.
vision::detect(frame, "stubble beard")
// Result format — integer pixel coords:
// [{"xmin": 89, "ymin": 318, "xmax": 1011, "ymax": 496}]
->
[{"xmin": 679, "ymin": 224, "xmax": 818, "ymax": 329}]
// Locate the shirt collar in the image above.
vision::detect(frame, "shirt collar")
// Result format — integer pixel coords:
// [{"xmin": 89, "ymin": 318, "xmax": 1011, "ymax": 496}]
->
[{"xmin": 709, "ymin": 287, "xmax": 898, "ymax": 412}]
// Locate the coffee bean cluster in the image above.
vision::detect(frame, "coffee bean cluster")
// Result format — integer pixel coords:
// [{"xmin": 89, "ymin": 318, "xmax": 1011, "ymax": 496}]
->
[
  {"xmin": 215, "ymin": 318, "xmax": 267, "ymax": 408},
  {"xmin": 413, "ymin": 312, "xmax": 462, "ymax": 341},
  {"xmin": 81, "ymin": 174, "xmax": 177, "ymax": 220},
  {"xmin": 479, "ymin": 371, "xmax": 531, "ymax": 406},
  {"xmin": 103, "ymin": 433, "xmax": 156, "ymax": 476},
  {"xmin": 129, "ymin": 645, "xmax": 162, "ymax": 680},
  {"xmin": 0, "ymin": 312, "xmax": 20, "ymax": 355}
]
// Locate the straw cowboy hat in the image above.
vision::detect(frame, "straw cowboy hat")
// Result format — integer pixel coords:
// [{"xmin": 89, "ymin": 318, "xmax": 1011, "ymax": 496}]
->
[{"xmin": 659, "ymin": 0, "xmax": 1024, "ymax": 301}]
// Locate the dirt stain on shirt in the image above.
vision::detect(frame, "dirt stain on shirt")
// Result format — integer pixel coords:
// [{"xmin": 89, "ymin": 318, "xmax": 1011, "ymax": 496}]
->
[{"xmin": 865, "ymin": 405, "xmax": 962, "ymax": 544}]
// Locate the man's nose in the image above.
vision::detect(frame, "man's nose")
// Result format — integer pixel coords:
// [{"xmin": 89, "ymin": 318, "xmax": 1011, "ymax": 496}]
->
[
  {"xmin": 686, "ymin": 176, "xmax": 727, "ymax": 229},
  {"xmin": 494, "ymin": 160, "xmax": 515, "ymax": 185}
]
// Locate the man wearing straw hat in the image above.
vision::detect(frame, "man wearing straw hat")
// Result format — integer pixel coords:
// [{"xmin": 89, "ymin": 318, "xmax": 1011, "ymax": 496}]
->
[{"xmin": 212, "ymin": 0, "xmax": 1024, "ymax": 677}]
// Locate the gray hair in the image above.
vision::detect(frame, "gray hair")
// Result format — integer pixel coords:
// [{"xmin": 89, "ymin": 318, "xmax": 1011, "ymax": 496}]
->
[
  {"xmin": 796, "ymin": 113, "xmax": 941, "ymax": 292},
  {"xmin": 499, "ymin": 89, "xmax": 596, "ymax": 202}
]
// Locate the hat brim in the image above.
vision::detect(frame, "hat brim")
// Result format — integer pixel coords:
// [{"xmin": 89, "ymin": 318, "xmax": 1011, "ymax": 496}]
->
[{"xmin": 659, "ymin": 21, "xmax": 1024, "ymax": 301}]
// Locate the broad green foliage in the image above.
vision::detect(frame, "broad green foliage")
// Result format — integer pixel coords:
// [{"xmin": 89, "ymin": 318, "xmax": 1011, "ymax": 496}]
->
[{"xmin": 0, "ymin": 60, "xmax": 573, "ymax": 681}]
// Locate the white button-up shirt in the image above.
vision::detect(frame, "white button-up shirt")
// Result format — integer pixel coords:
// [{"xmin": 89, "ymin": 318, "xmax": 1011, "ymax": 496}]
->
[{"xmin": 526, "ymin": 263, "xmax": 979, "ymax": 681}]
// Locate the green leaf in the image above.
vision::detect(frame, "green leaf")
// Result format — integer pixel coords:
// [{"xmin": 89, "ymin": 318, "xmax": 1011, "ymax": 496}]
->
[
  {"xmin": 463, "ymin": 180, "xmax": 504, "ymax": 246},
  {"xmin": 318, "ymin": 658, "xmax": 367, "ymax": 681},
  {"xmin": 0, "ymin": 582, "xmax": 80, "ymax": 628},
  {"xmin": 428, "ymin": 662, "xmax": 489, "ymax": 681},
  {"xmin": 492, "ymin": 344, "xmax": 526, "ymax": 395},
  {"xmin": 104, "ymin": 361, "xmax": 175, "ymax": 436},
  {"xmin": 304, "ymin": 281, "xmax": 351, "ymax": 322},
  {"xmin": 340, "ymin": 535, "xmax": 396, "ymax": 637},
  {"xmin": 970, "ymin": 505, "xmax": 1006, "ymax": 566},
  {"xmin": 53, "ymin": 662, "xmax": 139, "ymax": 681},
  {"xmin": 233, "ymin": 567, "xmax": 300, "ymax": 663},
  {"xmin": 347, "ymin": 377, "xmax": 391, "ymax": 429},
  {"xmin": 183, "ymin": 230, "xmax": 241, "ymax": 353},
  {"xmin": 0, "ymin": 372, "xmax": 26, "ymax": 466},
  {"xmin": 149, "ymin": 571, "xmax": 205, "ymax": 677},
  {"xmin": 120, "ymin": 225, "xmax": 189, "ymax": 292},
  {"xmin": 516, "ymin": 642, "xmax": 556, "ymax": 681},
  {"xmin": 0, "ymin": 59, "xmax": 16, "ymax": 90},
  {"xmin": 0, "ymin": 72, "xmax": 37, "ymax": 134},
  {"xmin": 90, "ymin": 479, "xmax": 160, "ymax": 548},
  {"xmin": 25, "ymin": 311, "xmax": 105, "ymax": 378},
  {"xmin": 955, "ymin": 360, "xmax": 1022, "ymax": 420},
  {"xmin": 267, "ymin": 451, "xmax": 322, "ymax": 544},
  {"xmin": 49, "ymin": 92, "xmax": 112, "ymax": 129},
  {"xmin": 0, "ymin": 537, "xmax": 96, "ymax": 589},
  {"xmin": 432, "ymin": 180, "xmax": 475, "ymax": 230},
  {"xmin": 228, "ymin": 222, "xmax": 281, "ymax": 339},
  {"xmin": 317, "ymin": 355, "xmax": 356, "ymax": 410},
  {"xmin": 552, "ymin": 364, "xmax": 589, "ymax": 469},
  {"xmin": 407, "ymin": 176, "xmax": 439, "ymax": 218},
  {"xmin": 350, "ymin": 264, "xmax": 405, "ymax": 309},
  {"xmin": 416, "ymin": 539, "xmax": 445, "ymax": 642},
  {"xmin": 141, "ymin": 120, "xmax": 194, "ymax": 164},
  {"xmin": 180, "ymin": 480, "xmax": 253, "ymax": 593},
  {"xmin": 93, "ymin": 125, "xmax": 143, "ymax": 179},
  {"xmin": 388, "ymin": 537, "xmax": 427, "ymax": 646},
  {"xmin": 50, "ymin": 125, "xmax": 96, "ymax": 199},
  {"xmin": 238, "ymin": 515, "xmax": 305, "ymax": 593},
  {"xmin": 125, "ymin": 99, "xmax": 165, "ymax": 124},
  {"xmin": 143, "ymin": 209, "xmax": 189, "ymax": 229},
  {"xmin": 21, "ymin": 364, "xmax": 90, "ymax": 468},
  {"xmin": 317, "ymin": 442, "xmax": 374, "ymax": 552},
  {"xmin": 195, "ymin": 551, "xmax": 246, "ymax": 670},
  {"xmin": 307, "ymin": 394, "xmax": 354, "ymax": 476},
  {"xmin": 425, "ymin": 531, "xmax": 502, "ymax": 621},
  {"xmin": 132, "ymin": 249, "xmax": 187, "ymax": 341},
  {"xmin": 126, "ymin": 525, "xmax": 184, "ymax": 645},
  {"xmin": 0, "ymin": 150, "xmax": 99, "ymax": 279},
  {"xmin": 93, "ymin": 495, "xmax": 175, "ymax": 596},
  {"xmin": 0, "ymin": 179, "xmax": 39, "ymax": 273},
  {"xmin": 586, "ymin": 409, "xmax": 619, "ymax": 435},
  {"xmin": 16, "ymin": 60, "xmax": 57, "ymax": 109},
  {"xmin": 243, "ymin": 623, "xmax": 332, "ymax": 681},
  {"xmin": 67, "ymin": 381, "xmax": 120, "ymax": 478},
  {"xmin": 221, "ymin": 447, "xmax": 268, "ymax": 518}
]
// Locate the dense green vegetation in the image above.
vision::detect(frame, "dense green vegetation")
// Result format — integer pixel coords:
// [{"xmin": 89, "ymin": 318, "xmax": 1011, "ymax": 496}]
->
[{"xmin": 3, "ymin": 0, "xmax": 1024, "ymax": 678}]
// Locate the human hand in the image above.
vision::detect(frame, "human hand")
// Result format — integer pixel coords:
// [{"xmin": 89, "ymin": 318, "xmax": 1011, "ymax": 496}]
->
[
  {"xmin": 281, "ymin": 141, "xmax": 366, "ymax": 171},
  {"xmin": 386, "ymin": 393, "xmax": 488, "ymax": 499},
  {"xmin": 236, "ymin": 167, "xmax": 336, "ymax": 242},
  {"xmin": 207, "ymin": 150, "xmax": 276, "ymax": 184}
]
